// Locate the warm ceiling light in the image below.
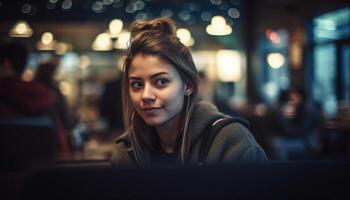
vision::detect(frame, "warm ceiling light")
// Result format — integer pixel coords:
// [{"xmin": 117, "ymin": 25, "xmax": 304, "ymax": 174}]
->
[
  {"xmin": 92, "ymin": 33, "xmax": 113, "ymax": 51},
  {"xmin": 267, "ymin": 53, "xmax": 285, "ymax": 69},
  {"xmin": 206, "ymin": 16, "xmax": 232, "ymax": 36},
  {"xmin": 114, "ymin": 30, "xmax": 131, "ymax": 49},
  {"xmin": 41, "ymin": 32, "xmax": 53, "ymax": 45},
  {"xmin": 109, "ymin": 19, "xmax": 123, "ymax": 38},
  {"xmin": 37, "ymin": 32, "xmax": 56, "ymax": 50},
  {"xmin": 176, "ymin": 28, "xmax": 195, "ymax": 47},
  {"xmin": 216, "ymin": 50, "xmax": 241, "ymax": 82},
  {"xmin": 9, "ymin": 20, "xmax": 33, "ymax": 37}
]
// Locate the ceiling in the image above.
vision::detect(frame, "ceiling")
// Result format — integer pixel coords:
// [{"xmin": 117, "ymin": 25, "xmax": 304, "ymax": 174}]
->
[
  {"xmin": 0, "ymin": 0, "xmax": 236, "ymax": 24},
  {"xmin": 0, "ymin": 0, "xmax": 347, "ymax": 22},
  {"xmin": 0, "ymin": 0, "xmax": 348, "ymax": 52}
]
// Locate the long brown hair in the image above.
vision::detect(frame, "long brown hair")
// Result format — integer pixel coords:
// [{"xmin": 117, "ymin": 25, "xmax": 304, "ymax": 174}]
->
[{"xmin": 121, "ymin": 17, "xmax": 199, "ymax": 165}]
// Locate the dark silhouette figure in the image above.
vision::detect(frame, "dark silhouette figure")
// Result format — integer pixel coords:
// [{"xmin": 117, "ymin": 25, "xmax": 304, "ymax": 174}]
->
[
  {"xmin": 268, "ymin": 87, "xmax": 322, "ymax": 160},
  {"xmin": 0, "ymin": 39, "xmax": 55, "ymax": 117},
  {"xmin": 0, "ymin": 39, "xmax": 56, "ymax": 170},
  {"xmin": 99, "ymin": 77, "xmax": 124, "ymax": 131}
]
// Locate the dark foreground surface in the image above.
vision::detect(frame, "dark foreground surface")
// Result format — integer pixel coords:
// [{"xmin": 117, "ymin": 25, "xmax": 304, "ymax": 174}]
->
[{"xmin": 1, "ymin": 161, "xmax": 350, "ymax": 200}]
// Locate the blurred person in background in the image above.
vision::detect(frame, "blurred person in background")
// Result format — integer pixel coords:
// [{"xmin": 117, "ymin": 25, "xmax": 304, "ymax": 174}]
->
[
  {"xmin": 0, "ymin": 39, "xmax": 54, "ymax": 117},
  {"xmin": 99, "ymin": 70, "xmax": 124, "ymax": 132},
  {"xmin": 34, "ymin": 60, "xmax": 74, "ymax": 156},
  {"xmin": 268, "ymin": 86, "xmax": 323, "ymax": 160}
]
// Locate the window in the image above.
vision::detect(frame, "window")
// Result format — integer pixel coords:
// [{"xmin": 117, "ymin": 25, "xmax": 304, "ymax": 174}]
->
[{"xmin": 312, "ymin": 7, "xmax": 350, "ymax": 118}]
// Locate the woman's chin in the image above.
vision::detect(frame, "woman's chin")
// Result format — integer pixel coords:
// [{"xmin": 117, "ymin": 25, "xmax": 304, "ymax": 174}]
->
[{"xmin": 143, "ymin": 118, "xmax": 163, "ymax": 127}]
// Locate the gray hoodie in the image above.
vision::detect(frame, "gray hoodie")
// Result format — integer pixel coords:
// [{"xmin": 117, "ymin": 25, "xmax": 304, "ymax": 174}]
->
[{"xmin": 110, "ymin": 101, "xmax": 267, "ymax": 166}]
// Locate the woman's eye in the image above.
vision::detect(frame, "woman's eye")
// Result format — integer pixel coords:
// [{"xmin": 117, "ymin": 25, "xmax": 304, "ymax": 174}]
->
[
  {"xmin": 155, "ymin": 78, "xmax": 169, "ymax": 87},
  {"xmin": 130, "ymin": 81, "xmax": 143, "ymax": 89}
]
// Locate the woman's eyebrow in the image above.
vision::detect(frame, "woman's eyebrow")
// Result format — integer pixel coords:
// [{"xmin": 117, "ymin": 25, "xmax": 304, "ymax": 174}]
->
[
  {"xmin": 128, "ymin": 72, "xmax": 170, "ymax": 80},
  {"xmin": 150, "ymin": 72, "xmax": 170, "ymax": 79},
  {"xmin": 128, "ymin": 76, "xmax": 142, "ymax": 80}
]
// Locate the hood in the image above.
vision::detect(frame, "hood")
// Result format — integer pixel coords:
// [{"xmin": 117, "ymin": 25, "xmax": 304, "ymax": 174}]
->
[
  {"xmin": 188, "ymin": 101, "xmax": 228, "ymax": 146},
  {"xmin": 0, "ymin": 77, "xmax": 55, "ymax": 116}
]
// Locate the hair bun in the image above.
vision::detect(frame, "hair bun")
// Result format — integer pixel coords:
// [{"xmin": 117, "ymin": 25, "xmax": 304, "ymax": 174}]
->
[{"xmin": 131, "ymin": 17, "xmax": 176, "ymax": 39}]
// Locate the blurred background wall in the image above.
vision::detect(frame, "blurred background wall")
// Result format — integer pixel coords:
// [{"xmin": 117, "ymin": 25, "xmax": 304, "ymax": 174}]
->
[{"xmin": 0, "ymin": 0, "xmax": 349, "ymax": 161}]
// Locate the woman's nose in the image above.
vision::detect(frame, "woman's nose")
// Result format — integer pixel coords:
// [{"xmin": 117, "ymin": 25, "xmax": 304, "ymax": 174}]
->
[{"xmin": 141, "ymin": 84, "xmax": 156, "ymax": 102}]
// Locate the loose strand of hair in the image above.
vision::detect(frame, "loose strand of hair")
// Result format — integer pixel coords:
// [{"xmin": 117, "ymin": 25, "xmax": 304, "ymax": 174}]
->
[
  {"xmin": 180, "ymin": 95, "xmax": 195, "ymax": 162},
  {"xmin": 130, "ymin": 112, "xmax": 145, "ymax": 166}
]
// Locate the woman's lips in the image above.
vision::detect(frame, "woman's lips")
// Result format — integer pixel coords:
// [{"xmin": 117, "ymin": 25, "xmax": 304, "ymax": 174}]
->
[{"xmin": 142, "ymin": 107, "xmax": 162, "ymax": 115}]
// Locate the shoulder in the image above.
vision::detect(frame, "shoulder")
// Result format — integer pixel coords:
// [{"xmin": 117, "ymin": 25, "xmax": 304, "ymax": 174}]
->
[
  {"xmin": 110, "ymin": 134, "xmax": 133, "ymax": 167},
  {"xmin": 209, "ymin": 122, "xmax": 268, "ymax": 162},
  {"xmin": 217, "ymin": 122, "xmax": 256, "ymax": 146},
  {"xmin": 189, "ymin": 101, "xmax": 227, "ymax": 143}
]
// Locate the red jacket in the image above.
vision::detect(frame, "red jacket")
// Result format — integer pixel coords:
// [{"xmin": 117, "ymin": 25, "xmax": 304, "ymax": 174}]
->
[{"xmin": 0, "ymin": 77, "xmax": 55, "ymax": 117}]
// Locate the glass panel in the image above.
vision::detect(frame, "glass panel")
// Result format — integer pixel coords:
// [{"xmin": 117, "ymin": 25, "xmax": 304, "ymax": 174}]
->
[
  {"xmin": 313, "ymin": 7, "xmax": 350, "ymax": 43},
  {"xmin": 313, "ymin": 44, "xmax": 337, "ymax": 118},
  {"xmin": 341, "ymin": 44, "xmax": 350, "ymax": 102}
]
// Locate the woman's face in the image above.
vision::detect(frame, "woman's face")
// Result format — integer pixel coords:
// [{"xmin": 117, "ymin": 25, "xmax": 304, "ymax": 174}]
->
[{"xmin": 128, "ymin": 54, "xmax": 187, "ymax": 127}]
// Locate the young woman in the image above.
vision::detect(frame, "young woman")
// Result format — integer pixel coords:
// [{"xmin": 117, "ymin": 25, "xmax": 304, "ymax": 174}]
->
[{"xmin": 111, "ymin": 17, "xmax": 267, "ymax": 166}]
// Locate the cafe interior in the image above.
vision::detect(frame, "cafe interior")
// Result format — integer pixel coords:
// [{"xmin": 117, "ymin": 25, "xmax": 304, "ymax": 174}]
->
[{"xmin": 1, "ymin": 0, "xmax": 350, "ymax": 199}]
